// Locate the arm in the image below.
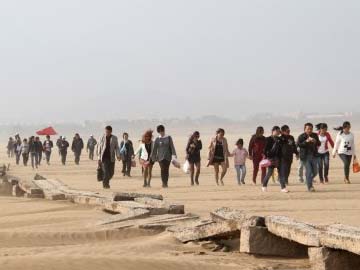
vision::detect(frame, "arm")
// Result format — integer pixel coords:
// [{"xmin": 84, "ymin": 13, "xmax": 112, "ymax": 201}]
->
[
  {"xmin": 114, "ymin": 137, "xmax": 121, "ymax": 160},
  {"xmin": 327, "ymin": 133, "xmax": 335, "ymax": 148},
  {"xmin": 169, "ymin": 136, "xmax": 177, "ymax": 158},
  {"xmin": 332, "ymin": 133, "xmax": 341, "ymax": 157},
  {"xmin": 248, "ymin": 136, "xmax": 254, "ymax": 158},
  {"xmin": 150, "ymin": 139, "xmax": 159, "ymax": 162}
]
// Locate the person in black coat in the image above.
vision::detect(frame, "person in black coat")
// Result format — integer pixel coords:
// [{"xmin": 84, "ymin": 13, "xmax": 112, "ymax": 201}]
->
[
  {"xmin": 186, "ymin": 131, "xmax": 203, "ymax": 186},
  {"xmin": 297, "ymin": 123, "xmax": 321, "ymax": 192},
  {"xmin": 279, "ymin": 125, "xmax": 299, "ymax": 186},
  {"xmin": 72, "ymin": 133, "xmax": 84, "ymax": 165},
  {"xmin": 120, "ymin": 133, "xmax": 135, "ymax": 177}
]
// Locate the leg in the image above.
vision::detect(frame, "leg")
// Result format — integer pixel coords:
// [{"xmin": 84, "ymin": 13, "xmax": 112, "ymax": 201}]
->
[
  {"xmin": 126, "ymin": 159, "xmax": 132, "ymax": 176},
  {"xmin": 240, "ymin": 165, "xmax": 247, "ymax": 184},
  {"xmin": 159, "ymin": 160, "xmax": 170, "ymax": 187},
  {"xmin": 213, "ymin": 163, "xmax": 220, "ymax": 185},
  {"xmin": 318, "ymin": 154, "xmax": 324, "ymax": 183},
  {"xmin": 31, "ymin": 153, "xmax": 35, "ymax": 169},
  {"xmin": 298, "ymin": 160, "xmax": 304, "ymax": 182},
  {"xmin": 189, "ymin": 162, "xmax": 195, "ymax": 185},
  {"xmin": 194, "ymin": 162, "xmax": 201, "ymax": 185},
  {"xmin": 304, "ymin": 157, "xmax": 315, "ymax": 191},
  {"xmin": 252, "ymin": 159, "xmax": 259, "ymax": 184},
  {"xmin": 235, "ymin": 165, "xmax": 241, "ymax": 185},
  {"xmin": 339, "ymin": 154, "xmax": 352, "ymax": 182},
  {"xmin": 262, "ymin": 166, "xmax": 274, "ymax": 188},
  {"xmin": 324, "ymin": 152, "xmax": 330, "ymax": 182},
  {"xmin": 143, "ymin": 166, "xmax": 149, "ymax": 187},
  {"xmin": 122, "ymin": 160, "xmax": 126, "ymax": 175},
  {"xmin": 148, "ymin": 165, "xmax": 153, "ymax": 187},
  {"xmin": 219, "ymin": 162, "xmax": 227, "ymax": 185}
]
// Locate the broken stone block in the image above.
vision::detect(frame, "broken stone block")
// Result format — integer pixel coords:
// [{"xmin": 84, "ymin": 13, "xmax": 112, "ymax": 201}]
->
[
  {"xmin": 210, "ymin": 207, "xmax": 265, "ymax": 227},
  {"xmin": 18, "ymin": 179, "xmax": 44, "ymax": 196},
  {"xmin": 32, "ymin": 180, "xmax": 65, "ymax": 201},
  {"xmin": 34, "ymin": 174, "xmax": 46, "ymax": 180},
  {"xmin": 113, "ymin": 192, "xmax": 163, "ymax": 201},
  {"xmin": 320, "ymin": 224, "xmax": 360, "ymax": 255},
  {"xmin": 134, "ymin": 197, "xmax": 185, "ymax": 215},
  {"xmin": 12, "ymin": 184, "xmax": 25, "ymax": 197},
  {"xmin": 309, "ymin": 247, "xmax": 360, "ymax": 270},
  {"xmin": 265, "ymin": 215, "xmax": 321, "ymax": 247},
  {"xmin": 97, "ymin": 208, "xmax": 151, "ymax": 226},
  {"xmin": 138, "ymin": 214, "xmax": 199, "ymax": 231},
  {"xmin": 240, "ymin": 225, "xmax": 308, "ymax": 258},
  {"xmin": 172, "ymin": 220, "xmax": 239, "ymax": 243}
]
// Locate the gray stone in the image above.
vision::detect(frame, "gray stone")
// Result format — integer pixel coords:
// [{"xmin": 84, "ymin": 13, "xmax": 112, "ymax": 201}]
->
[
  {"xmin": 34, "ymin": 174, "xmax": 47, "ymax": 180},
  {"xmin": 32, "ymin": 180, "xmax": 66, "ymax": 201},
  {"xmin": 172, "ymin": 220, "xmax": 239, "ymax": 243},
  {"xmin": 134, "ymin": 197, "xmax": 185, "ymax": 215},
  {"xmin": 240, "ymin": 225, "xmax": 308, "ymax": 258},
  {"xmin": 113, "ymin": 192, "xmax": 163, "ymax": 201},
  {"xmin": 12, "ymin": 185, "xmax": 25, "ymax": 197},
  {"xmin": 18, "ymin": 179, "xmax": 44, "ymax": 196},
  {"xmin": 210, "ymin": 207, "xmax": 265, "ymax": 227},
  {"xmin": 265, "ymin": 215, "xmax": 321, "ymax": 247},
  {"xmin": 97, "ymin": 208, "xmax": 151, "ymax": 226},
  {"xmin": 309, "ymin": 247, "xmax": 360, "ymax": 270},
  {"xmin": 320, "ymin": 224, "xmax": 360, "ymax": 255}
]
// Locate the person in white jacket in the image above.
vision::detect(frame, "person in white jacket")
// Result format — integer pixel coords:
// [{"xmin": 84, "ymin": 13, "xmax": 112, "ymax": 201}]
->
[
  {"xmin": 332, "ymin": 121, "xmax": 357, "ymax": 184},
  {"xmin": 135, "ymin": 130, "xmax": 154, "ymax": 188}
]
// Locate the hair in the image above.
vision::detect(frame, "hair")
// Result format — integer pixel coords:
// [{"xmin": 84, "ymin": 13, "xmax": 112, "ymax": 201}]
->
[
  {"xmin": 216, "ymin": 128, "xmax": 225, "ymax": 135},
  {"xmin": 272, "ymin": 126, "xmax": 280, "ymax": 132},
  {"xmin": 142, "ymin": 130, "xmax": 153, "ymax": 143},
  {"xmin": 236, "ymin": 138, "xmax": 244, "ymax": 146},
  {"xmin": 304, "ymin": 123, "xmax": 313, "ymax": 130},
  {"xmin": 46, "ymin": 135, "xmax": 50, "ymax": 139},
  {"xmin": 189, "ymin": 131, "xmax": 200, "ymax": 143},
  {"xmin": 281, "ymin": 125, "xmax": 290, "ymax": 132},
  {"xmin": 315, "ymin": 123, "xmax": 328, "ymax": 131},
  {"xmin": 23, "ymin": 138, "xmax": 27, "ymax": 142},
  {"xmin": 334, "ymin": 121, "xmax": 351, "ymax": 134},
  {"xmin": 123, "ymin": 132, "xmax": 129, "ymax": 138},
  {"xmin": 105, "ymin": 126, "xmax": 112, "ymax": 132},
  {"xmin": 255, "ymin": 126, "xmax": 264, "ymax": 137},
  {"xmin": 157, "ymin": 125, "xmax": 165, "ymax": 133}
]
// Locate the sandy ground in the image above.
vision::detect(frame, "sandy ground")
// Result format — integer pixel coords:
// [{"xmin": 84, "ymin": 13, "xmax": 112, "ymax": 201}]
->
[{"xmin": 1, "ymin": 133, "xmax": 359, "ymax": 270}]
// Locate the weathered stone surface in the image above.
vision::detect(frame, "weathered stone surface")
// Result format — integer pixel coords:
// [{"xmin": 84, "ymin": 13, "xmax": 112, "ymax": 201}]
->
[
  {"xmin": 210, "ymin": 207, "xmax": 265, "ymax": 227},
  {"xmin": 309, "ymin": 247, "xmax": 360, "ymax": 270},
  {"xmin": 69, "ymin": 195, "xmax": 111, "ymax": 206},
  {"xmin": 138, "ymin": 214, "xmax": 199, "ymax": 231},
  {"xmin": 265, "ymin": 215, "xmax": 321, "ymax": 247},
  {"xmin": 0, "ymin": 181, "xmax": 12, "ymax": 196},
  {"xmin": 24, "ymin": 193, "xmax": 45, "ymax": 199},
  {"xmin": 240, "ymin": 225, "xmax": 308, "ymax": 258},
  {"xmin": 18, "ymin": 179, "xmax": 44, "ymax": 196},
  {"xmin": 12, "ymin": 184, "xmax": 25, "ymax": 197},
  {"xmin": 103, "ymin": 201, "xmax": 153, "ymax": 214},
  {"xmin": 32, "ymin": 180, "xmax": 66, "ymax": 201},
  {"xmin": 320, "ymin": 224, "xmax": 360, "ymax": 255},
  {"xmin": 34, "ymin": 174, "xmax": 46, "ymax": 180},
  {"xmin": 97, "ymin": 208, "xmax": 151, "ymax": 226},
  {"xmin": 113, "ymin": 192, "xmax": 163, "ymax": 201},
  {"xmin": 172, "ymin": 220, "xmax": 239, "ymax": 243},
  {"xmin": 134, "ymin": 197, "xmax": 185, "ymax": 215}
]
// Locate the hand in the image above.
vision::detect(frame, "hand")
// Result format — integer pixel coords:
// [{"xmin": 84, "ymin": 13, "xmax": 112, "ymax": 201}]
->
[
  {"xmin": 248, "ymin": 156, "xmax": 253, "ymax": 161},
  {"xmin": 98, "ymin": 160, "xmax": 102, "ymax": 166},
  {"xmin": 333, "ymin": 154, "xmax": 336, "ymax": 159}
]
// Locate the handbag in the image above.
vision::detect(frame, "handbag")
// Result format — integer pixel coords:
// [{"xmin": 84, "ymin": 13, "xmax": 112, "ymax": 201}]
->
[
  {"xmin": 353, "ymin": 158, "xmax": 360, "ymax": 173},
  {"xmin": 172, "ymin": 158, "xmax": 181, "ymax": 169},
  {"xmin": 183, "ymin": 160, "xmax": 190, "ymax": 174},
  {"xmin": 260, "ymin": 158, "xmax": 272, "ymax": 168},
  {"xmin": 131, "ymin": 160, "xmax": 137, "ymax": 168},
  {"xmin": 97, "ymin": 164, "xmax": 104, "ymax": 182}
]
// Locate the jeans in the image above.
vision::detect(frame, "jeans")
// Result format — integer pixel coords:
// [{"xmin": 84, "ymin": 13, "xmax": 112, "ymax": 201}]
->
[
  {"xmin": 61, "ymin": 151, "xmax": 67, "ymax": 165},
  {"xmin": 235, "ymin": 165, "xmax": 246, "ymax": 184},
  {"xmin": 159, "ymin": 159, "xmax": 171, "ymax": 187},
  {"xmin": 339, "ymin": 154, "xmax": 352, "ymax": 179},
  {"xmin": 263, "ymin": 165, "xmax": 286, "ymax": 189},
  {"xmin": 31, "ymin": 152, "xmax": 39, "ymax": 168},
  {"xmin": 279, "ymin": 159, "xmax": 292, "ymax": 185},
  {"xmin": 45, "ymin": 151, "xmax": 51, "ymax": 164},
  {"xmin": 298, "ymin": 159, "xmax": 305, "ymax": 181},
  {"xmin": 74, "ymin": 151, "xmax": 81, "ymax": 165},
  {"xmin": 15, "ymin": 153, "xmax": 21, "ymax": 165},
  {"xmin": 102, "ymin": 159, "xmax": 115, "ymax": 187},
  {"xmin": 22, "ymin": 153, "xmax": 29, "ymax": 166},
  {"xmin": 89, "ymin": 148, "xmax": 95, "ymax": 160},
  {"xmin": 304, "ymin": 154, "xmax": 319, "ymax": 190},
  {"xmin": 122, "ymin": 159, "xmax": 132, "ymax": 176},
  {"xmin": 318, "ymin": 152, "xmax": 330, "ymax": 182}
]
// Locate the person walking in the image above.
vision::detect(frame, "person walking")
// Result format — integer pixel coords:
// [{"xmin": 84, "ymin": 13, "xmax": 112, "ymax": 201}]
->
[
  {"xmin": 332, "ymin": 121, "xmax": 356, "ymax": 184},
  {"xmin": 72, "ymin": 134, "xmax": 84, "ymax": 165},
  {"xmin": 261, "ymin": 126, "xmax": 286, "ymax": 192},
  {"xmin": 43, "ymin": 135, "xmax": 54, "ymax": 165},
  {"xmin": 97, "ymin": 126, "xmax": 121, "ymax": 189},
  {"xmin": 59, "ymin": 137, "xmax": 70, "ymax": 165},
  {"xmin": 151, "ymin": 125, "xmax": 177, "ymax": 188},
  {"xmin": 14, "ymin": 139, "xmax": 22, "ymax": 165},
  {"xmin": 186, "ymin": 131, "xmax": 202, "ymax": 186},
  {"xmin": 21, "ymin": 139, "xmax": 30, "ymax": 166},
  {"xmin": 56, "ymin": 136, "xmax": 63, "ymax": 156},
  {"xmin": 29, "ymin": 136, "xmax": 39, "ymax": 169},
  {"xmin": 87, "ymin": 135, "xmax": 97, "ymax": 160},
  {"xmin": 230, "ymin": 138, "xmax": 248, "ymax": 185},
  {"xmin": 135, "ymin": 130, "xmax": 154, "ymax": 188},
  {"xmin": 248, "ymin": 127, "xmax": 267, "ymax": 185},
  {"xmin": 207, "ymin": 128, "xmax": 230, "ymax": 186},
  {"xmin": 35, "ymin": 137, "xmax": 43, "ymax": 166},
  {"xmin": 119, "ymin": 133, "xmax": 135, "ymax": 177},
  {"xmin": 279, "ymin": 125, "xmax": 298, "ymax": 186},
  {"xmin": 316, "ymin": 123, "xmax": 334, "ymax": 184},
  {"xmin": 297, "ymin": 123, "xmax": 321, "ymax": 192},
  {"xmin": 6, "ymin": 137, "xmax": 15, "ymax": 158}
]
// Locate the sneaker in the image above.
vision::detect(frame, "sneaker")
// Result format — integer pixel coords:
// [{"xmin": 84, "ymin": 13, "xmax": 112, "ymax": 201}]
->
[
  {"xmin": 298, "ymin": 178, "xmax": 304, "ymax": 183},
  {"xmin": 220, "ymin": 180, "xmax": 224, "ymax": 186},
  {"xmin": 241, "ymin": 181, "xmax": 245, "ymax": 185},
  {"xmin": 262, "ymin": 187, "xmax": 267, "ymax": 192},
  {"xmin": 281, "ymin": 188, "xmax": 289, "ymax": 193},
  {"xmin": 309, "ymin": 187, "xmax": 316, "ymax": 192}
]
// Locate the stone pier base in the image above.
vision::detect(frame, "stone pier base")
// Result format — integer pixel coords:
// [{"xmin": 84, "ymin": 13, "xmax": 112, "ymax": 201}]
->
[{"xmin": 309, "ymin": 247, "xmax": 360, "ymax": 270}]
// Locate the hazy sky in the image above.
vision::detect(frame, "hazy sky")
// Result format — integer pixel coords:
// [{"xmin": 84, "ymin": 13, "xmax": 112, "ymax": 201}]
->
[{"xmin": 1, "ymin": 0, "xmax": 359, "ymax": 123}]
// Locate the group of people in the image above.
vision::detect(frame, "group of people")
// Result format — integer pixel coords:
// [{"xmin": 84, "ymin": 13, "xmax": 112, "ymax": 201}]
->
[
  {"xmin": 6, "ymin": 121, "xmax": 357, "ymax": 192},
  {"xmin": 6, "ymin": 134, "xmax": 98, "ymax": 168}
]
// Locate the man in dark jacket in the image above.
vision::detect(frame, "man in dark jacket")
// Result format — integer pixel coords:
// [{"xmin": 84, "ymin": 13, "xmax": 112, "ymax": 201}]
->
[
  {"xmin": 72, "ymin": 133, "xmax": 84, "ymax": 165},
  {"xmin": 60, "ymin": 137, "xmax": 70, "ymax": 165},
  {"xmin": 297, "ymin": 123, "xmax": 321, "ymax": 192},
  {"xmin": 119, "ymin": 132, "xmax": 134, "ymax": 177},
  {"xmin": 262, "ymin": 126, "xmax": 285, "ymax": 192},
  {"xmin": 87, "ymin": 135, "xmax": 97, "ymax": 160},
  {"xmin": 279, "ymin": 125, "xmax": 299, "ymax": 186}
]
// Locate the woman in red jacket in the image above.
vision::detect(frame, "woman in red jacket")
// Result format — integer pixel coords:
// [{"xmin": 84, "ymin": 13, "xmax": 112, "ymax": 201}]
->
[
  {"xmin": 248, "ymin": 126, "xmax": 267, "ymax": 185},
  {"xmin": 316, "ymin": 123, "xmax": 334, "ymax": 183}
]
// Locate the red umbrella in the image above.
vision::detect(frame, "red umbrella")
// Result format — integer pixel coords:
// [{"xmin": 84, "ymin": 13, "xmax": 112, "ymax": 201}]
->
[{"xmin": 36, "ymin": 126, "xmax": 58, "ymax": 136}]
